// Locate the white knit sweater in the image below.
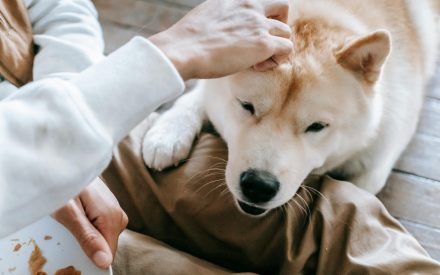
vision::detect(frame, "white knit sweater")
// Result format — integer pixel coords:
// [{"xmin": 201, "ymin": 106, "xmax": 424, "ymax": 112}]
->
[{"xmin": 0, "ymin": 0, "xmax": 184, "ymax": 237}]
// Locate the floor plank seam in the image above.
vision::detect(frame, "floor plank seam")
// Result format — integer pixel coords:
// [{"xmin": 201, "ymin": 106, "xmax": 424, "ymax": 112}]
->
[
  {"xmin": 426, "ymin": 95, "xmax": 440, "ymax": 101},
  {"xmin": 392, "ymin": 169, "xmax": 440, "ymax": 184}
]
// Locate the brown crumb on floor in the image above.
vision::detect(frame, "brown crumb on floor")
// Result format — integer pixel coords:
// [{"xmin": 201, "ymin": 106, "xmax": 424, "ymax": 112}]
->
[
  {"xmin": 13, "ymin": 243, "xmax": 22, "ymax": 252},
  {"xmin": 8, "ymin": 267, "xmax": 16, "ymax": 273},
  {"xmin": 43, "ymin": 236, "xmax": 52, "ymax": 241},
  {"xmin": 54, "ymin": 266, "xmax": 81, "ymax": 275},
  {"xmin": 28, "ymin": 239, "xmax": 47, "ymax": 275}
]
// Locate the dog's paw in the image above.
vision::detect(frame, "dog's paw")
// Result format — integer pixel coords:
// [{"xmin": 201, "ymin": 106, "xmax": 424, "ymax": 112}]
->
[{"xmin": 142, "ymin": 109, "xmax": 199, "ymax": 171}]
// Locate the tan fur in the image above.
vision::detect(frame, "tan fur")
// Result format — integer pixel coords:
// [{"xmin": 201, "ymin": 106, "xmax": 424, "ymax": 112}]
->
[{"xmin": 143, "ymin": 0, "xmax": 440, "ymax": 214}]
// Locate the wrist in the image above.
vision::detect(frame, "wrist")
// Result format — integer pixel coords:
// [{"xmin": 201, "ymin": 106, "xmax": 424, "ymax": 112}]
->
[{"xmin": 149, "ymin": 32, "xmax": 194, "ymax": 81}]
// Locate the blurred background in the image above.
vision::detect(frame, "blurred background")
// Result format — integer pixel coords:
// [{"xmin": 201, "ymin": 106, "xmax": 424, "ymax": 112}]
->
[
  {"xmin": 92, "ymin": 0, "xmax": 440, "ymax": 261},
  {"xmin": 93, "ymin": 0, "xmax": 203, "ymax": 53}
]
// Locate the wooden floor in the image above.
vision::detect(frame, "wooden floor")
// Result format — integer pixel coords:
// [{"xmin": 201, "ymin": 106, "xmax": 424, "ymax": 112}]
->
[{"xmin": 93, "ymin": 0, "xmax": 440, "ymax": 261}]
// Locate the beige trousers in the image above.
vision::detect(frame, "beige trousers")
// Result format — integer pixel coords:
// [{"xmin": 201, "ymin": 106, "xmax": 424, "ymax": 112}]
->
[{"xmin": 102, "ymin": 119, "xmax": 440, "ymax": 274}]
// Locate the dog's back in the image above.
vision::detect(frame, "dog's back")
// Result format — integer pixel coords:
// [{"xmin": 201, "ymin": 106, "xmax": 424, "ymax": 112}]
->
[{"xmin": 289, "ymin": 0, "xmax": 439, "ymax": 80}]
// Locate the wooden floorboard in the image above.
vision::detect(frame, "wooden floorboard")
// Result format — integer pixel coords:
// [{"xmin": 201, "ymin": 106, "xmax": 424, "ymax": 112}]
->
[
  {"xmin": 417, "ymin": 97, "xmax": 440, "ymax": 138},
  {"xmin": 95, "ymin": 0, "xmax": 188, "ymax": 32},
  {"xmin": 100, "ymin": 19, "xmax": 154, "ymax": 54},
  {"xmin": 93, "ymin": 0, "xmax": 440, "ymax": 262},
  {"xmin": 378, "ymin": 172, "xmax": 440, "ymax": 227},
  {"xmin": 394, "ymin": 97, "xmax": 440, "ymax": 181},
  {"xmin": 427, "ymin": 60, "xmax": 440, "ymax": 99},
  {"xmin": 396, "ymin": 134, "xmax": 440, "ymax": 181},
  {"xmin": 144, "ymin": 0, "xmax": 203, "ymax": 9}
]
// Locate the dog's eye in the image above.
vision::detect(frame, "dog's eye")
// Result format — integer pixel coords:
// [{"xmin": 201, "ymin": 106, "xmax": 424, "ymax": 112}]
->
[
  {"xmin": 240, "ymin": 101, "xmax": 255, "ymax": 115},
  {"xmin": 305, "ymin": 122, "xmax": 329, "ymax": 133}
]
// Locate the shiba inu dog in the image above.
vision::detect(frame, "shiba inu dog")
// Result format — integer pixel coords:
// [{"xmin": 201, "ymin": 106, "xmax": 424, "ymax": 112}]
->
[{"xmin": 142, "ymin": 0, "xmax": 439, "ymax": 216}]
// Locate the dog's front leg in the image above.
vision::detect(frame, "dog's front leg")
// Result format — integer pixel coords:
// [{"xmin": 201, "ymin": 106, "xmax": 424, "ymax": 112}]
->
[
  {"xmin": 142, "ymin": 82, "xmax": 207, "ymax": 171},
  {"xmin": 350, "ymin": 161, "xmax": 395, "ymax": 195},
  {"xmin": 349, "ymin": 134, "xmax": 414, "ymax": 195}
]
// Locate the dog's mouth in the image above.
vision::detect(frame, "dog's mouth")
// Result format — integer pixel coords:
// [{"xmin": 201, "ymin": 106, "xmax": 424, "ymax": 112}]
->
[{"xmin": 237, "ymin": 201, "xmax": 267, "ymax": 216}]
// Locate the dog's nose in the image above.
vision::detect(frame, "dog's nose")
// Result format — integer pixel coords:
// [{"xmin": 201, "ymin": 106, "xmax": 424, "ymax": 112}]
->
[{"xmin": 240, "ymin": 169, "xmax": 280, "ymax": 204}]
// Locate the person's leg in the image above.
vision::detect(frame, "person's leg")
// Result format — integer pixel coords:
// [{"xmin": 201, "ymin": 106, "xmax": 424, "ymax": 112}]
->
[
  {"xmin": 103, "ymin": 116, "xmax": 440, "ymax": 274},
  {"xmin": 102, "ymin": 117, "xmax": 290, "ymax": 273},
  {"xmin": 114, "ymin": 230, "xmax": 243, "ymax": 275}
]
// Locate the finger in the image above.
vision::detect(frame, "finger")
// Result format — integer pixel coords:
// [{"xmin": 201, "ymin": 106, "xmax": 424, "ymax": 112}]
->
[
  {"xmin": 271, "ymin": 53, "xmax": 290, "ymax": 66},
  {"xmin": 80, "ymin": 179, "xmax": 128, "ymax": 257},
  {"xmin": 270, "ymin": 36, "xmax": 293, "ymax": 57},
  {"xmin": 253, "ymin": 58, "xmax": 278, "ymax": 71},
  {"xmin": 268, "ymin": 19, "xmax": 291, "ymax": 38},
  {"xmin": 52, "ymin": 200, "xmax": 113, "ymax": 269},
  {"xmin": 262, "ymin": 0, "xmax": 289, "ymax": 23},
  {"xmin": 90, "ymin": 212, "xmax": 128, "ymax": 257}
]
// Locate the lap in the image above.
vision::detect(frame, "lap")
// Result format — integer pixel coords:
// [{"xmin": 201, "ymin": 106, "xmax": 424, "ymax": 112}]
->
[{"xmin": 102, "ymin": 118, "xmax": 440, "ymax": 274}]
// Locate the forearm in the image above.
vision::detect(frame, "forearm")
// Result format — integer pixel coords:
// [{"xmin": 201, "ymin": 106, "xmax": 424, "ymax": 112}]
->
[{"xmin": 0, "ymin": 37, "xmax": 184, "ymax": 238}]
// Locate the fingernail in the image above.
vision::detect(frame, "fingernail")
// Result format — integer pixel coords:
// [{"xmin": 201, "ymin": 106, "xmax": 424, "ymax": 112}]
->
[{"xmin": 93, "ymin": 251, "xmax": 111, "ymax": 268}]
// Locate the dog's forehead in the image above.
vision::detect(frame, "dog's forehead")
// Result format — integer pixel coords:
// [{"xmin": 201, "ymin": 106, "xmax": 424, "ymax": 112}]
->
[
  {"xmin": 275, "ymin": 16, "xmax": 357, "ymax": 113},
  {"xmin": 273, "ymin": 60, "xmax": 321, "ymax": 115}
]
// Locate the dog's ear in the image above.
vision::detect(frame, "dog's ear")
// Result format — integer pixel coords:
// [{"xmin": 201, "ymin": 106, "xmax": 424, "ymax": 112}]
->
[{"xmin": 335, "ymin": 30, "xmax": 391, "ymax": 84}]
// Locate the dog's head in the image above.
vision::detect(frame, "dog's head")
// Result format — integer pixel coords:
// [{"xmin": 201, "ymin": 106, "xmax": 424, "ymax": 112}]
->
[{"xmin": 220, "ymin": 19, "xmax": 391, "ymax": 216}]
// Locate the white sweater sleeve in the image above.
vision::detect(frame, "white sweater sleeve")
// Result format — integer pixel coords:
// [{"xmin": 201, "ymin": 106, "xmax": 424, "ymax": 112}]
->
[
  {"xmin": 25, "ymin": 0, "xmax": 105, "ymax": 80},
  {"xmin": 0, "ymin": 1, "xmax": 185, "ymax": 237}
]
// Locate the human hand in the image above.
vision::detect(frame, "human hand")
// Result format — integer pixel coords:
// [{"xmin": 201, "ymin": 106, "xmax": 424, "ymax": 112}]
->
[
  {"xmin": 52, "ymin": 178, "xmax": 128, "ymax": 269},
  {"xmin": 149, "ymin": 0, "xmax": 293, "ymax": 80}
]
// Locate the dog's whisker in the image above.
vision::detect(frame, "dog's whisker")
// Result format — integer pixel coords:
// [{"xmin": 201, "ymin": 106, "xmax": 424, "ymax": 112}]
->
[
  {"xmin": 194, "ymin": 179, "xmax": 222, "ymax": 194},
  {"xmin": 195, "ymin": 178, "xmax": 227, "ymax": 194},
  {"xmin": 219, "ymin": 188, "xmax": 230, "ymax": 198},
  {"xmin": 287, "ymin": 201, "xmax": 300, "ymax": 219},
  {"xmin": 196, "ymin": 167, "xmax": 226, "ymax": 175},
  {"xmin": 204, "ymin": 181, "xmax": 227, "ymax": 198},
  {"xmin": 205, "ymin": 185, "xmax": 231, "ymax": 204},
  {"xmin": 183, "ymin": 162, "xmax": 225, "ymax": 185},
  {"xmin": 192, "ymin": 171, "xmax": 225, "ymax": 183},
  {"xmin": 201, "ymin": 168, "xmax": 226, "ymax": 173},
  {"xmin": 291, "ymin": 198, "xmax": 308, "ymax": 217},
  {"xmin": 303, "ymin": 185, "xmax": 330, "ymax": 204},
  {"xmin": 218, "ymin": 188, "xmax": 233, "ymax": 202},
  {"xmin": 296, "ymin": 194, "xmax": 312, "ymax": 224},
  {"xmin": 183, "ymin": 155, "xmax": 227, "ymax": 164},
  {"xmin": 194, "ymin": 171, "xmax": 226, "ymax": 181},
  {"xmin": 185, "ymin": 168, "xmax": 225, "ymax": 186},
  {"xmin": 299, "ymin": 186, "xmax": 313, "ymax": 202},
  {"xmin": 299, "ymin": 193, "xmax": 314, "ymax": 226}
]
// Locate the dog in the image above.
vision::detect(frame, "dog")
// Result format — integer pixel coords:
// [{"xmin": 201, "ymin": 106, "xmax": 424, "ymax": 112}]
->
[{"xmin": 142, "ymin": 0, "xmax": 439, "ymax": 216}]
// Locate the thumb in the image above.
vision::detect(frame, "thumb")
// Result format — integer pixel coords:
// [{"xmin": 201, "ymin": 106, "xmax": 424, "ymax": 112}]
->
[{"xmin": 52, "ymin": 200, "xmax": 113, "ymax": 269}]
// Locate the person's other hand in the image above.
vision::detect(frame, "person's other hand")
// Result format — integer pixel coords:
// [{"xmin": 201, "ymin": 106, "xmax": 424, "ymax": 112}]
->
[
  {"xmin": 149, "ymin": 0, "xmax": 293, "ymax": 80},
  {"xmin": 52, "ymin": 178, "xmax": 128, "ymax": 269}
]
